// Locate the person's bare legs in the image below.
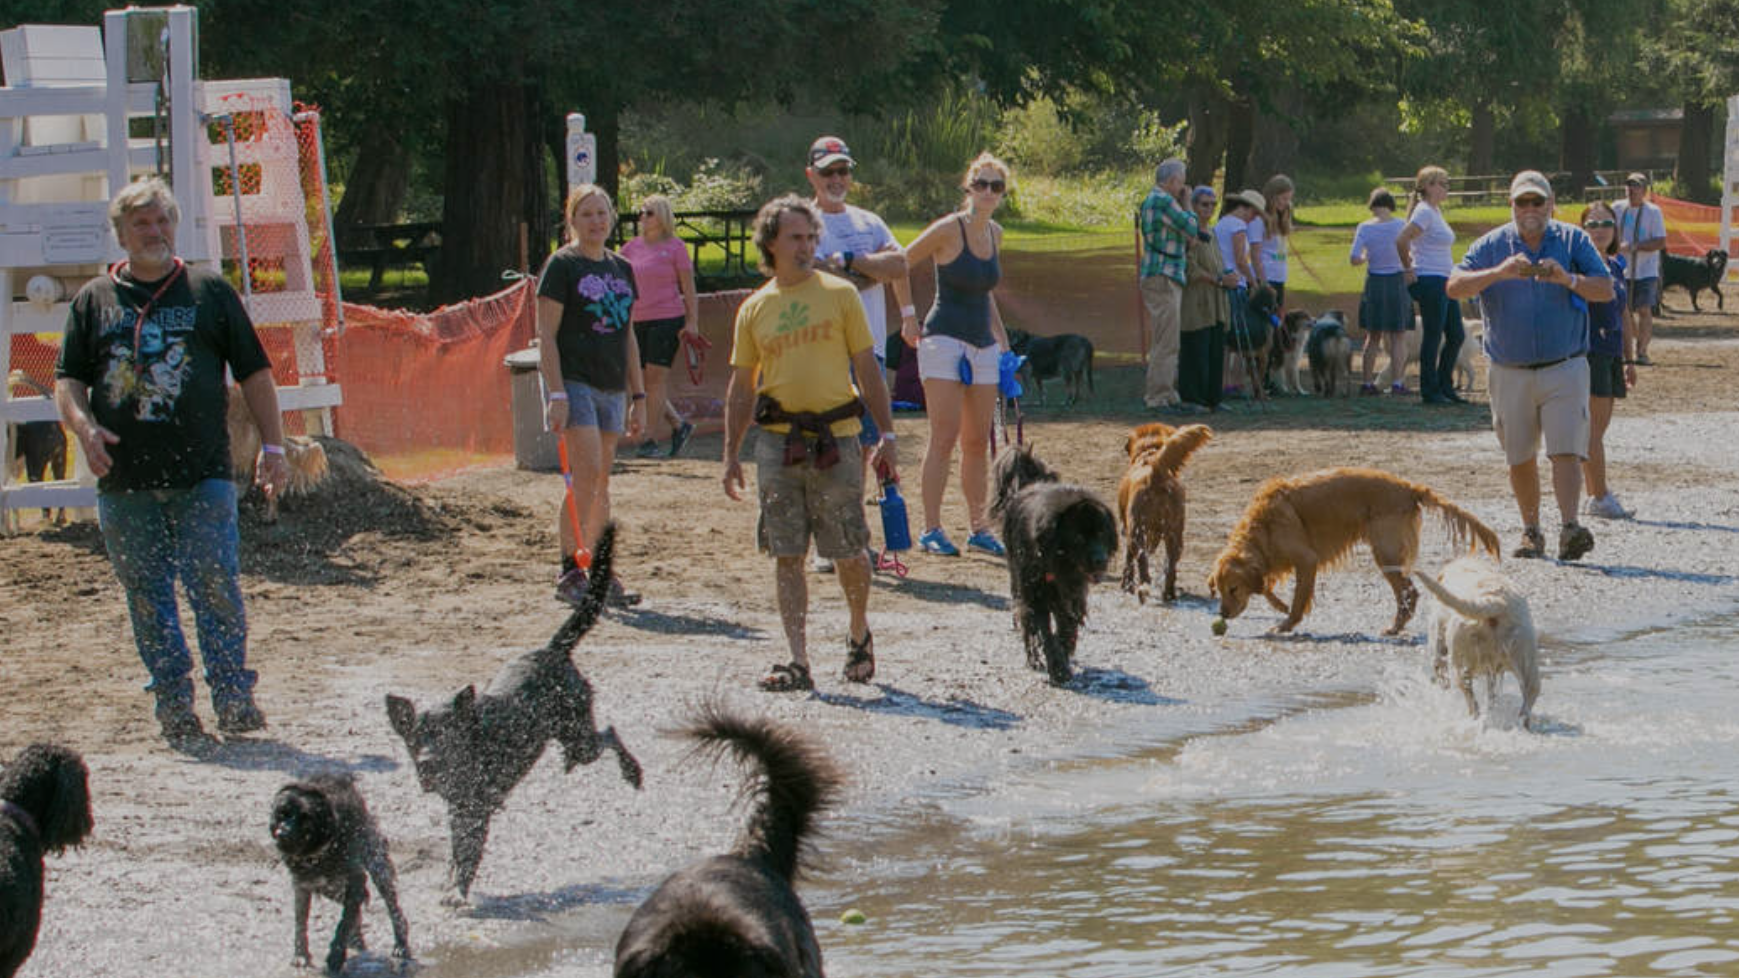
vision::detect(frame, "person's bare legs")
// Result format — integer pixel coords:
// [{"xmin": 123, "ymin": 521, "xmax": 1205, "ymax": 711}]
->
[
  {"xmin": 1634, "ymin": 302, "xmax": 1654, "ymax": 361},
  {"xmin": 1385, "ymin": 332, "xmax": 1407, "ymax": 389},
  {"xmin": 836, "ymin": 552, "xmax": 872, "ymax": 643},
  {"xmin": 1584, "ymin": 395, "xmax": 1615, "ymax": 499},
  {"xmin": 773, "ymin": 555, "xmax": 809, "ymax": 669},
  {"xmin": 1549, "ymin": 453, "xmax": 1582, "ymax": 526},
  {"xmin": 642, "ymin": 363, "xmax": 677, "ymax": 443},
  {"xmin": 558, "ymin": 424, "xmax": 603, "ymax": 559},
  {"xmin": 920, "ymin": 378, "xmax": 966, "ymax": 530},
  {"xmin": 1508, "ymin": 457, "xmax": 1541, "ymax": 531},
  {"xmin": 1362, "ymin": 334, "xmax": 1383, "ymax": 386},
  {"xmin": 959, "ymin": 383, "xmax": 997, "ymax": 533}
]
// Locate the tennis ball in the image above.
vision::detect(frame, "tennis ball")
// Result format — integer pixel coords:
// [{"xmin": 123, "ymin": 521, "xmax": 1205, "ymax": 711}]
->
[
  {"xmin": 1211, "ymin": 617, "xmax": 1228, "ymax": 636},
  {"xmin": 841, "ymin": 908, "xmax": 867, "ymax": 925}
]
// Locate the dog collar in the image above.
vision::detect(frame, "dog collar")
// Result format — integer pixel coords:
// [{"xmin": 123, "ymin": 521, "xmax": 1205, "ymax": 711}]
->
[{"xmin": 1, "ymin": 800, "xmax": 40, "ymax": 841}]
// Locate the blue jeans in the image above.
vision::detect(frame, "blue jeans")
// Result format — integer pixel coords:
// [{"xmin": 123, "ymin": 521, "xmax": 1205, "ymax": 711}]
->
[
  {"xmin": 1410, "ymin": 275, "xmax": 1466, "ymax": 399},
  {"xmin": 98, "ymin": 479, "xmax": 255, "ymax": 708}
]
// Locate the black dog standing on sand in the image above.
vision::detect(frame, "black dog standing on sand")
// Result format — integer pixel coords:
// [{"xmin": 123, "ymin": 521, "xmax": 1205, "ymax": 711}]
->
[
  {"xmin": 1007, "ymin": 328, "xmax": 1096, "ymax": 405},
  {"xmin": 1659, "ymin": 248, "xmax": 1727, "ymax": 313},
  {"xmin": 991, "ymin": 444, "xmax": 1119, "ymax": 685},
  {"xmin": 614, "ymin": 703, "xmax": 842, "ymax": 978},
  {"xmin": 270, "ymin": 772, "xmax": 411, "ymax": 972},
  {"xmin": 0, "ymin": 744, "xmax": 93, "ymax": 978},
  {"xmin": 385, "ymin": 521, "xmax": 643, "ymax": 903}
]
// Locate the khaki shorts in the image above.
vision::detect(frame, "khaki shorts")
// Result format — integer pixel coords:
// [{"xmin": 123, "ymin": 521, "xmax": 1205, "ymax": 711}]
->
[
  {"xmin": 1488, "ymin": 357, "xmax": 1590, "ymax": 466},
  {"xmin": 753, "ymin": 431, "xmax": 870, "ymax": 558}
]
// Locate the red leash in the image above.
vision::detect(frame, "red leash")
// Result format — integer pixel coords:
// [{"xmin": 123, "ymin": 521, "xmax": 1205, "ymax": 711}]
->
[{"xmin": 681, "ymin": 330, "xmax": 713, "ymax": 386}]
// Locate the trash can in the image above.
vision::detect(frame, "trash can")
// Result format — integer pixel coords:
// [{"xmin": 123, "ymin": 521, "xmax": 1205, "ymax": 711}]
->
[{"xmin": 504, "ymin": 347, "xmax": 559, "ymax": 471}]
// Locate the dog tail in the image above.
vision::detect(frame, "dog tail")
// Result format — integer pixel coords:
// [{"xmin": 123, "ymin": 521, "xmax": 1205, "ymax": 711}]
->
[
  {"xmin": 1412, "ymin": 565, "xmax": 1508, "ymax": 621},
  {"xmin": 684, "ymin": 701, "xmax": 843, "ymax": 883},
  {"xmin": 1416, "ymin": 489, "xmax": 1501, "ymax": 558},
  {"xmin": 546, "ymin": 521, "xmax": 617, "ymax": 657},
  {"xmin": 1148, "ymin": 424, "xmax": 1212, "ymax": 478},
  {"xmin": 282, "ymin": 437, "xmax": 329, "ymax": 495}
]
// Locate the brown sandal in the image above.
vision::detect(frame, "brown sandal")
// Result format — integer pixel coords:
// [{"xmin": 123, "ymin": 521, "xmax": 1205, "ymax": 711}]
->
[
  {"xmin": 759, "ymin": 661, "xmax": 814, "ymax": 692},
  {"xmin": 843, "ymin": 631, "xmax": 875, "ymax": 684}
]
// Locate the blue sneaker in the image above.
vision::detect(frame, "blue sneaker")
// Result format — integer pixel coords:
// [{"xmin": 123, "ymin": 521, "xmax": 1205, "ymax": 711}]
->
[
  {"xmin": 966, "ymin": 529, "xmax": 1006, "ymax": 556},
  {"xmin": 918, "ymin": 527, "xmax": 960, "ymax": 556}
]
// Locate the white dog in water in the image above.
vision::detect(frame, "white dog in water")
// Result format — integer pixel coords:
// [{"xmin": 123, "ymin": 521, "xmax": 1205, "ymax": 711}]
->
[{"xmin": 1413, "ymin": 556, "xmax": 1540, "ymax": 729}]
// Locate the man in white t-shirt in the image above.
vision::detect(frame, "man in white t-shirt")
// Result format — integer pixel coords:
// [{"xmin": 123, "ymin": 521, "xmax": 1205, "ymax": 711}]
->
[
  {"xmin": 804, "ymin": 135, "xmax": 917, "ymax": 572},
  {"xmin": 1612, "ymin": 172, "xmax": 1667, "ymax": 365}
]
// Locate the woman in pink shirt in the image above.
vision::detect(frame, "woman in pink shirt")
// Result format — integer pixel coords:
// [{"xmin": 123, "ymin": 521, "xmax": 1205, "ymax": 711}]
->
[{"xmin": 621, "ymin": 194, "xmax": 701, "ymax": 457}]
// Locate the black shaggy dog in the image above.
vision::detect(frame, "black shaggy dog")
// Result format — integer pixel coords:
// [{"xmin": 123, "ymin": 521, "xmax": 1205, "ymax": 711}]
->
[
  {"xmin": 615, "ymin": 703, "xmax": 843, "ymax": 978},
  {"xmin": 270, "ymin": 773, "xmax": 411, "ymax": 972},
  {"xmin": 1008, "ymin": 328, "xmax": 1096, "ymax": 405},
  {"xmin": 991, "ymin": 444, "xmax": 1119, "ymax": 685},
  {"xmin": 386, "ymin": 521, "xmax": 642, "ymax": 904},
  {"xmin": 1660, "ymin": 248, "xmax": 1727, "ymax": 312},
  {"xmin": 0, "ymin": 744, "xmax": 93, "ymax": 978}
]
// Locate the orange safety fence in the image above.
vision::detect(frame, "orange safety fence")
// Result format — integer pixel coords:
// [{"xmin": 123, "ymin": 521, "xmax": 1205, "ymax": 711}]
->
[{"xmin": 1650, "ymin": 194, "xmax": 1726, "ymax": 257}]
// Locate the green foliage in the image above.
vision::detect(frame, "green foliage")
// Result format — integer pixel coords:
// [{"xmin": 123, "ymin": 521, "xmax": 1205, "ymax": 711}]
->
[{"xmin": 996, "ymin": 89, "xmax": 1188, "ymax": 176}]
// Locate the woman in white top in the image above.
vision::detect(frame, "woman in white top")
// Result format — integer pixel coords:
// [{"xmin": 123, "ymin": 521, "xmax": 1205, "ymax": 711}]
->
[
  {"xmin": 1214, "ymin": 189, "xmax": 1265, "ymax": 393},
  {"xmin": 1257, "ymin": 174, "xmax": 1295, "ymax": 307},
  {"xmin": 1395, "ymin": 165, "xmax": 1466, "ymax": 405},
  {"xmin": 1349, "ymin": 187, "xmax": 1410, "ymax": 395}
]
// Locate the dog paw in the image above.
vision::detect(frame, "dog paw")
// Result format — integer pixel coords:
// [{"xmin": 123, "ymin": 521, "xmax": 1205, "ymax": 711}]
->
[
  {"xmin": 439, "ymin": 887, "xmax": 470, "ymax": 908},
  {"xmin": 291, "ymin": 952, "xmax": 312, "ymax": 969},
  {"xmin": 1135, "ymin": 584, "xmax": 1150, "ymax": 604}
]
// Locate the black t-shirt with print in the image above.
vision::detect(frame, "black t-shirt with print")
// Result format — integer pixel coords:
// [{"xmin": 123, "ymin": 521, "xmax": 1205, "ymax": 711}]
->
[
  {"xmin": 56, "ymin": 263, "xmax": 272, "ymax": 491},
  {"xmin": 535, "ymin": 245, "xmax": 638, "ymax": 391}
]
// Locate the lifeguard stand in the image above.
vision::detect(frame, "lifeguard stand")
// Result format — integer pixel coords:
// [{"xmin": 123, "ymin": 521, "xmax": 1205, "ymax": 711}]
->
[{"xmin": 0, "ymin": 6, "xmax": 340, "ymax": 529}]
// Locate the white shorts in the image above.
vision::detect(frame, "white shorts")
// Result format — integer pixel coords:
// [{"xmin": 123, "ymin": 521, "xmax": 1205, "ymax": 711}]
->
[
  {"xmin": 917, "ymin": 333, "xmax": 1000, "ymax": 385},
  {"xmin": 1488, "ymin": 357, "xmax": 1590, "ymax": 466}
]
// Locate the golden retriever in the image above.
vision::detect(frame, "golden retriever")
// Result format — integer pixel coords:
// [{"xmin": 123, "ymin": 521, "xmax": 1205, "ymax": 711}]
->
[
  {"xmin": 226, "ymin": 385, "xmax": 329, "ymax": 522},
  {"xmin": 1122, "ymin": 421, "xmax": 1177, "ymax": 460},
  {"xmin": 1207, "ymin": 467, "xmax": 1500, "ymax": 634},
  {"xmin": 1118, "ymin": 424, "xmax": 1212, "ymax": 604},
  {"xmin": 1414, "ymin": 556, "xmax": 1540, "ymax": 729}
]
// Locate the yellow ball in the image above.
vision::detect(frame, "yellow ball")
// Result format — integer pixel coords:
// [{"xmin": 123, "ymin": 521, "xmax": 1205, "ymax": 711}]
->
[{"xmin": 841, "ymin": 908, "xmax": 867, "ymax": 925}]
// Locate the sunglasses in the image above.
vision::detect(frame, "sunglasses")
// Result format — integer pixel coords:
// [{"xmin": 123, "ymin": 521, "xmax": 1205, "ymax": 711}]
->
[
  {"xmin": 970, "ymin": 178, "xmax": 1007, "ymax": 194},
  {"xmin": 639, "ymin": 207, "xmax": 657, "ymax": 216},
  {"xmin": 817, "ymin": 165, "xmax": 852, "ymax": 178},
  {"xmin": 1513, "ymin": 195, "xmax": 1548, "ymax": 208},
  {"xmin": 1584, "ymin": 218, "xmax": 1615, "ymax": 228}
]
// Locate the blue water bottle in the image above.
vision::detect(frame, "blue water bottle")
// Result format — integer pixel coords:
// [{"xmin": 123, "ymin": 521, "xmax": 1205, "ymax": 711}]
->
[{"xmin": 876, "ymin": 460, "xmax": 912, "ymax": 552}]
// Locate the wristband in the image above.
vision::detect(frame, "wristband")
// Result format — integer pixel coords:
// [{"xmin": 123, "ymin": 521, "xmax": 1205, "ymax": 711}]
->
[
  {"xmin": 261, "ymin": 444, "xmax": 286, "ymax": 457},
  {"xmin": 880, "ymin": 432, "xmax": 896, "ymax": 443},
  {"xmin": 546, "ymin": 391, "xmax": 568, "ymax": 402},
  {"xmin": 900, "ymin": 304, "xmax": 916, "ymax": 318},
  {"xmin": 1568, "ymin": 273, "xmax": 1579, "ymax": 291},
  {"xmin": 631, "ymin": 392, "xmax": 647, "ymax": 400}
]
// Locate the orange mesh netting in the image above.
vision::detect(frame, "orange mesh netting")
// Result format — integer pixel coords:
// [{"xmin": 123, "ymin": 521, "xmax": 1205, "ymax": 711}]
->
[{"xmin": 1650, "ymin": 194, "xmax": 1726, "ymax": 256}]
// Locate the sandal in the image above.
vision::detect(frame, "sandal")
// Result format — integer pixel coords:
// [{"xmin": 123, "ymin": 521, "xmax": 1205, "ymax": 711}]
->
[
  {"xmin": 843, "ymin": 631, "xmax": 876, "ymax": 684},
  {"xmin": 758, "ymin": 661, "xmax": 814, "ymax": 692}
]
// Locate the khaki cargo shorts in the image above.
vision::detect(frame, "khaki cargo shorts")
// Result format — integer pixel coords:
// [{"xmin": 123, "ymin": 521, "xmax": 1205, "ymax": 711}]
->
[
  {"xmin": 753, "ymin": 431, "xmax": 870, "ymax": 559},
  {"xmin": 1488, "ymin": 357, "xmax": 1590, "ymax": 466}
]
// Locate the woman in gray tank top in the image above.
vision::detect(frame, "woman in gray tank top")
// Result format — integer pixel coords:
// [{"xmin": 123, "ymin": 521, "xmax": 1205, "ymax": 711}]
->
[{"xmin": 900, "ymin": 152, "xmax": 1014, "ymax": 558}]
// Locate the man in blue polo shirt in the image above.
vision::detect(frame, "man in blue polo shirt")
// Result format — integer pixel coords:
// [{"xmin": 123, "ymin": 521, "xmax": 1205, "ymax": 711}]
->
[{"xmin": 1448, "ymin": 170, "xmax": 1613, "ymax": 562}]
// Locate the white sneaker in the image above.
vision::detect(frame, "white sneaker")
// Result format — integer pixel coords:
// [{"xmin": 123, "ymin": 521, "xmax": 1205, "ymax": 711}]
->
[
  {"xmin": 811, "ymin": 554, "xmax": 835, "ymax": 573},
  {"xmin": 1584, "ymin": 493, "xmax": 1632, "ymax": 520}
]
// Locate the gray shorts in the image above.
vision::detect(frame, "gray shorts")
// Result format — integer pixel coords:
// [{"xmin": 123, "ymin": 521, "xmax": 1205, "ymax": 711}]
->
[
  {"xmin": 754, "ymin": 431, "xmax": 870, "ymax": 559},
  {"xmin": 559, "ymin": 379, "xmax": 626, "ymax": 434},
  {"xmin": 1488, "ymin": 357, "xmax": 1590, "ymax": 465},
  {"xmin": 1627, "ymin": 276, "xmax": 1661, "ymax": 311}
]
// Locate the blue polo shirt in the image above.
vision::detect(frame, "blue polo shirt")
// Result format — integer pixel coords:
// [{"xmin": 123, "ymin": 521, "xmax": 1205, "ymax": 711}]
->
[{"xmin": 1458, "ymin": 219, "xmax": 1608, "ymax": 366}]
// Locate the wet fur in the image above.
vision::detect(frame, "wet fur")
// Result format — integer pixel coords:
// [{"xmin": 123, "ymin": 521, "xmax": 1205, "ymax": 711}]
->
[
  {"xmin": 615, "ymin": 704, "xmax": 843, "ymax": 978},
  {"xmin": 0, "ymin": 744, "xmax": 93, "ymax": 978},
  {"xmin": 1415, "ymin": 557, "xmax": 1540, "ymax": 729},
  {"xmin": 1118, "ymin": 424, "xmax": 1212, "ymax": 603},
  {"xmin": 993, "ymin": 444, "xmax": 1119, "ymax": 684},
  {"xmin": 1305, "ymin": 311, "xmax": 1353, "ymax": 397},
  {"xmin": 1207, "ymin": 468, "xmax": 1500, "ymax": 635},
  {"xmin": 270, "ymin": 773, "xmax": 411, "ymax": 971},
  {"xmin": 1008, "ymin": 329, "xmax": 1095, "ymax": 405},
  {"xmin": 385, "ymin": 522, "xmax": 642, "ymax": 903}
]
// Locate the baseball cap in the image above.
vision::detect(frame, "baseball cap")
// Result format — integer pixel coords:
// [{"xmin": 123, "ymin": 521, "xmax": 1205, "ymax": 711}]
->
[
  {"xmin": 1625, "ymin": 172, "xmax": 1649, "ymax": 187},
  {"xmin": 1508, "ymin": 170, "xmax": 1553, "ymax": 201},
  {"xmin": 808, "ymin": 136, "xmax": 854, "ymax": 170}
]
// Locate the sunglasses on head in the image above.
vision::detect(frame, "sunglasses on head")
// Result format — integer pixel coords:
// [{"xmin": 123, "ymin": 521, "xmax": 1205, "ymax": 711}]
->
[
  {"xmin": 817, "ymin": 165, "xmax": 852, "ymax": 178},
  {"xmin": 970, "ymin": 178, "xmax": 1007, "ymax": 194},
  {"xmin": 1513, "ymin": 195, "xmax": 1548, "ymax": 208},
  {"xmin": 1584, "ymin": 218, "xmax": 1615, "ymax": 228}
]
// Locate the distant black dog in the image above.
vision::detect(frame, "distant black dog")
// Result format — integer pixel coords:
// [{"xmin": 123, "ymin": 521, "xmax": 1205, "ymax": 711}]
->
[
  {"xmin": 270, "ymin": 773, "xmax": 411, "ymax": 972},
  {"xmin": 991, "ymin": 444, "xmax": 1119, "ymax": 685},
  {"xmin": 1660, "ymin": 248, "xmax": 1727, "ymax": 312},
  {"xmin": 0, "ymin": 744, "xmax": 93, "ymax": 978},
  {"xmin": 385, "ymin": 522, "xmax": 642, "ymax": 903},
  {"xmin": 5, "ymin": 372, "xmax": 68, "ymax": 527},
  {"xmin": 615, "ymin": 703, "xmax": 842, "ymax": 978},
  {"xmin": 1305, "ymin": 310, "xmax": 1354, "ymax": 397},
  {"xmin": 1008, "ymin": 328, "xmax": 1095, "ymax": 405}
]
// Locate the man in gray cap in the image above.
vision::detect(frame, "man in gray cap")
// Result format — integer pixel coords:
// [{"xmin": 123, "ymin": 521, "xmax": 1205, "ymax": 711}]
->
[
  {"xmin": 1612, "ymin": 172, "xmax": 1666, "ymax": 365},
  {"xmin": 1448, "ymin": 170, "xmax": 1614, "ymax": 561}
]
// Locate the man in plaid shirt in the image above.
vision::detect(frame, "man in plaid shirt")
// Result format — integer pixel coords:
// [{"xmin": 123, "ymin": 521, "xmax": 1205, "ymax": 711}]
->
[{"xmin": 1140, "ymin": 158, "xmax": 1200, "ymax": 410}]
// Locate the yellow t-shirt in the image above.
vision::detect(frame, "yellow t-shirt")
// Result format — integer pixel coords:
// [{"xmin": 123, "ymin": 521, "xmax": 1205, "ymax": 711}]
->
[{"xmin": 729, "ymin": 271, "xmax": 873, "ymax": 436}]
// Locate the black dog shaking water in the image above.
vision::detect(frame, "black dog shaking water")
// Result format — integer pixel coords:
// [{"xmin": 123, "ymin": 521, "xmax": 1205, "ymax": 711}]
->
[
  {"xmin": 0, "ymin": 744, "xmax": 93, "ymax": 978},
  {"xmin": 992, "ymin": 444, "xmax": 1119, "ymax": 685},
  {"xmin": 614, "ymin": 703, "xmax": 843, "ymax": 978},
  {"xmin": 385, "ymin": 521, "xmax": 642, "ymax": 903},
  {"xmin": 270, "ymin": 772, "xmax": 411, "ymax": 972}
]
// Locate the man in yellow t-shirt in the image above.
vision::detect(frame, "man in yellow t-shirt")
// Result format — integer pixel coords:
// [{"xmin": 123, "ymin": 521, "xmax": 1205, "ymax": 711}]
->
[{"xmin": 722, "ymin": 195, "xmax": 898, "ymax": 692}]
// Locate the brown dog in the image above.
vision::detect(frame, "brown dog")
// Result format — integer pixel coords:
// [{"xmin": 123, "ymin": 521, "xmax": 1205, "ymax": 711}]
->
[
  {"xmin": 1118, "ymin": 424, "xmax": 1212, "ymax": 603},
  {"xmin": 1122, "ymin": 421, "xmax": 1177, "ymax": 460},
  {"xmin": 1207, "ymin": 467, "xmax": 1500, "ymax": 635},
  {"xmin": 226, "ymin": 385, "xmax": 329, "ymax": 522}
]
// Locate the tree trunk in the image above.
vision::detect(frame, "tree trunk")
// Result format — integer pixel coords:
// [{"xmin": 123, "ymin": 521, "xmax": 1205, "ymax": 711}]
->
[
  {"xmin": 333, "ymin": 126, "xmax": 410, "ymax": 228},
  {"xmin": 430, "ymin": 82, "xmax": 546, "ymax": 305},
  {"xmin": 1185, "ymin": 85, "xmax": 1230, "ymax": 189},
  {"xmin": 1559, "ymin": 104, "xmax": 1596, "ymax": 201},
  {"xmin": 1222, "ymin": 96, "xmax": 1256, "ymax": 194},
  {"xmin": 1676, "ymin": 99, "xmax": 1716, "ymax": 204},
  {"xmin": 1246, "ymin": 90, "xmax": 1301, "ymax": 184},
  {"xmin": 591, "ymin": 102, "xmax": 621, "ymax": 204},
  {"xmin": 1469, "ymin": 100, "xmax": 1495, "ymax": 176}
]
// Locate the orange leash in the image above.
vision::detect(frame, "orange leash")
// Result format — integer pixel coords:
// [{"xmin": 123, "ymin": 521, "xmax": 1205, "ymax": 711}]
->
[{"xmin": 556, "ymin": 436, "xmax": 592, "ymax": 570}]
